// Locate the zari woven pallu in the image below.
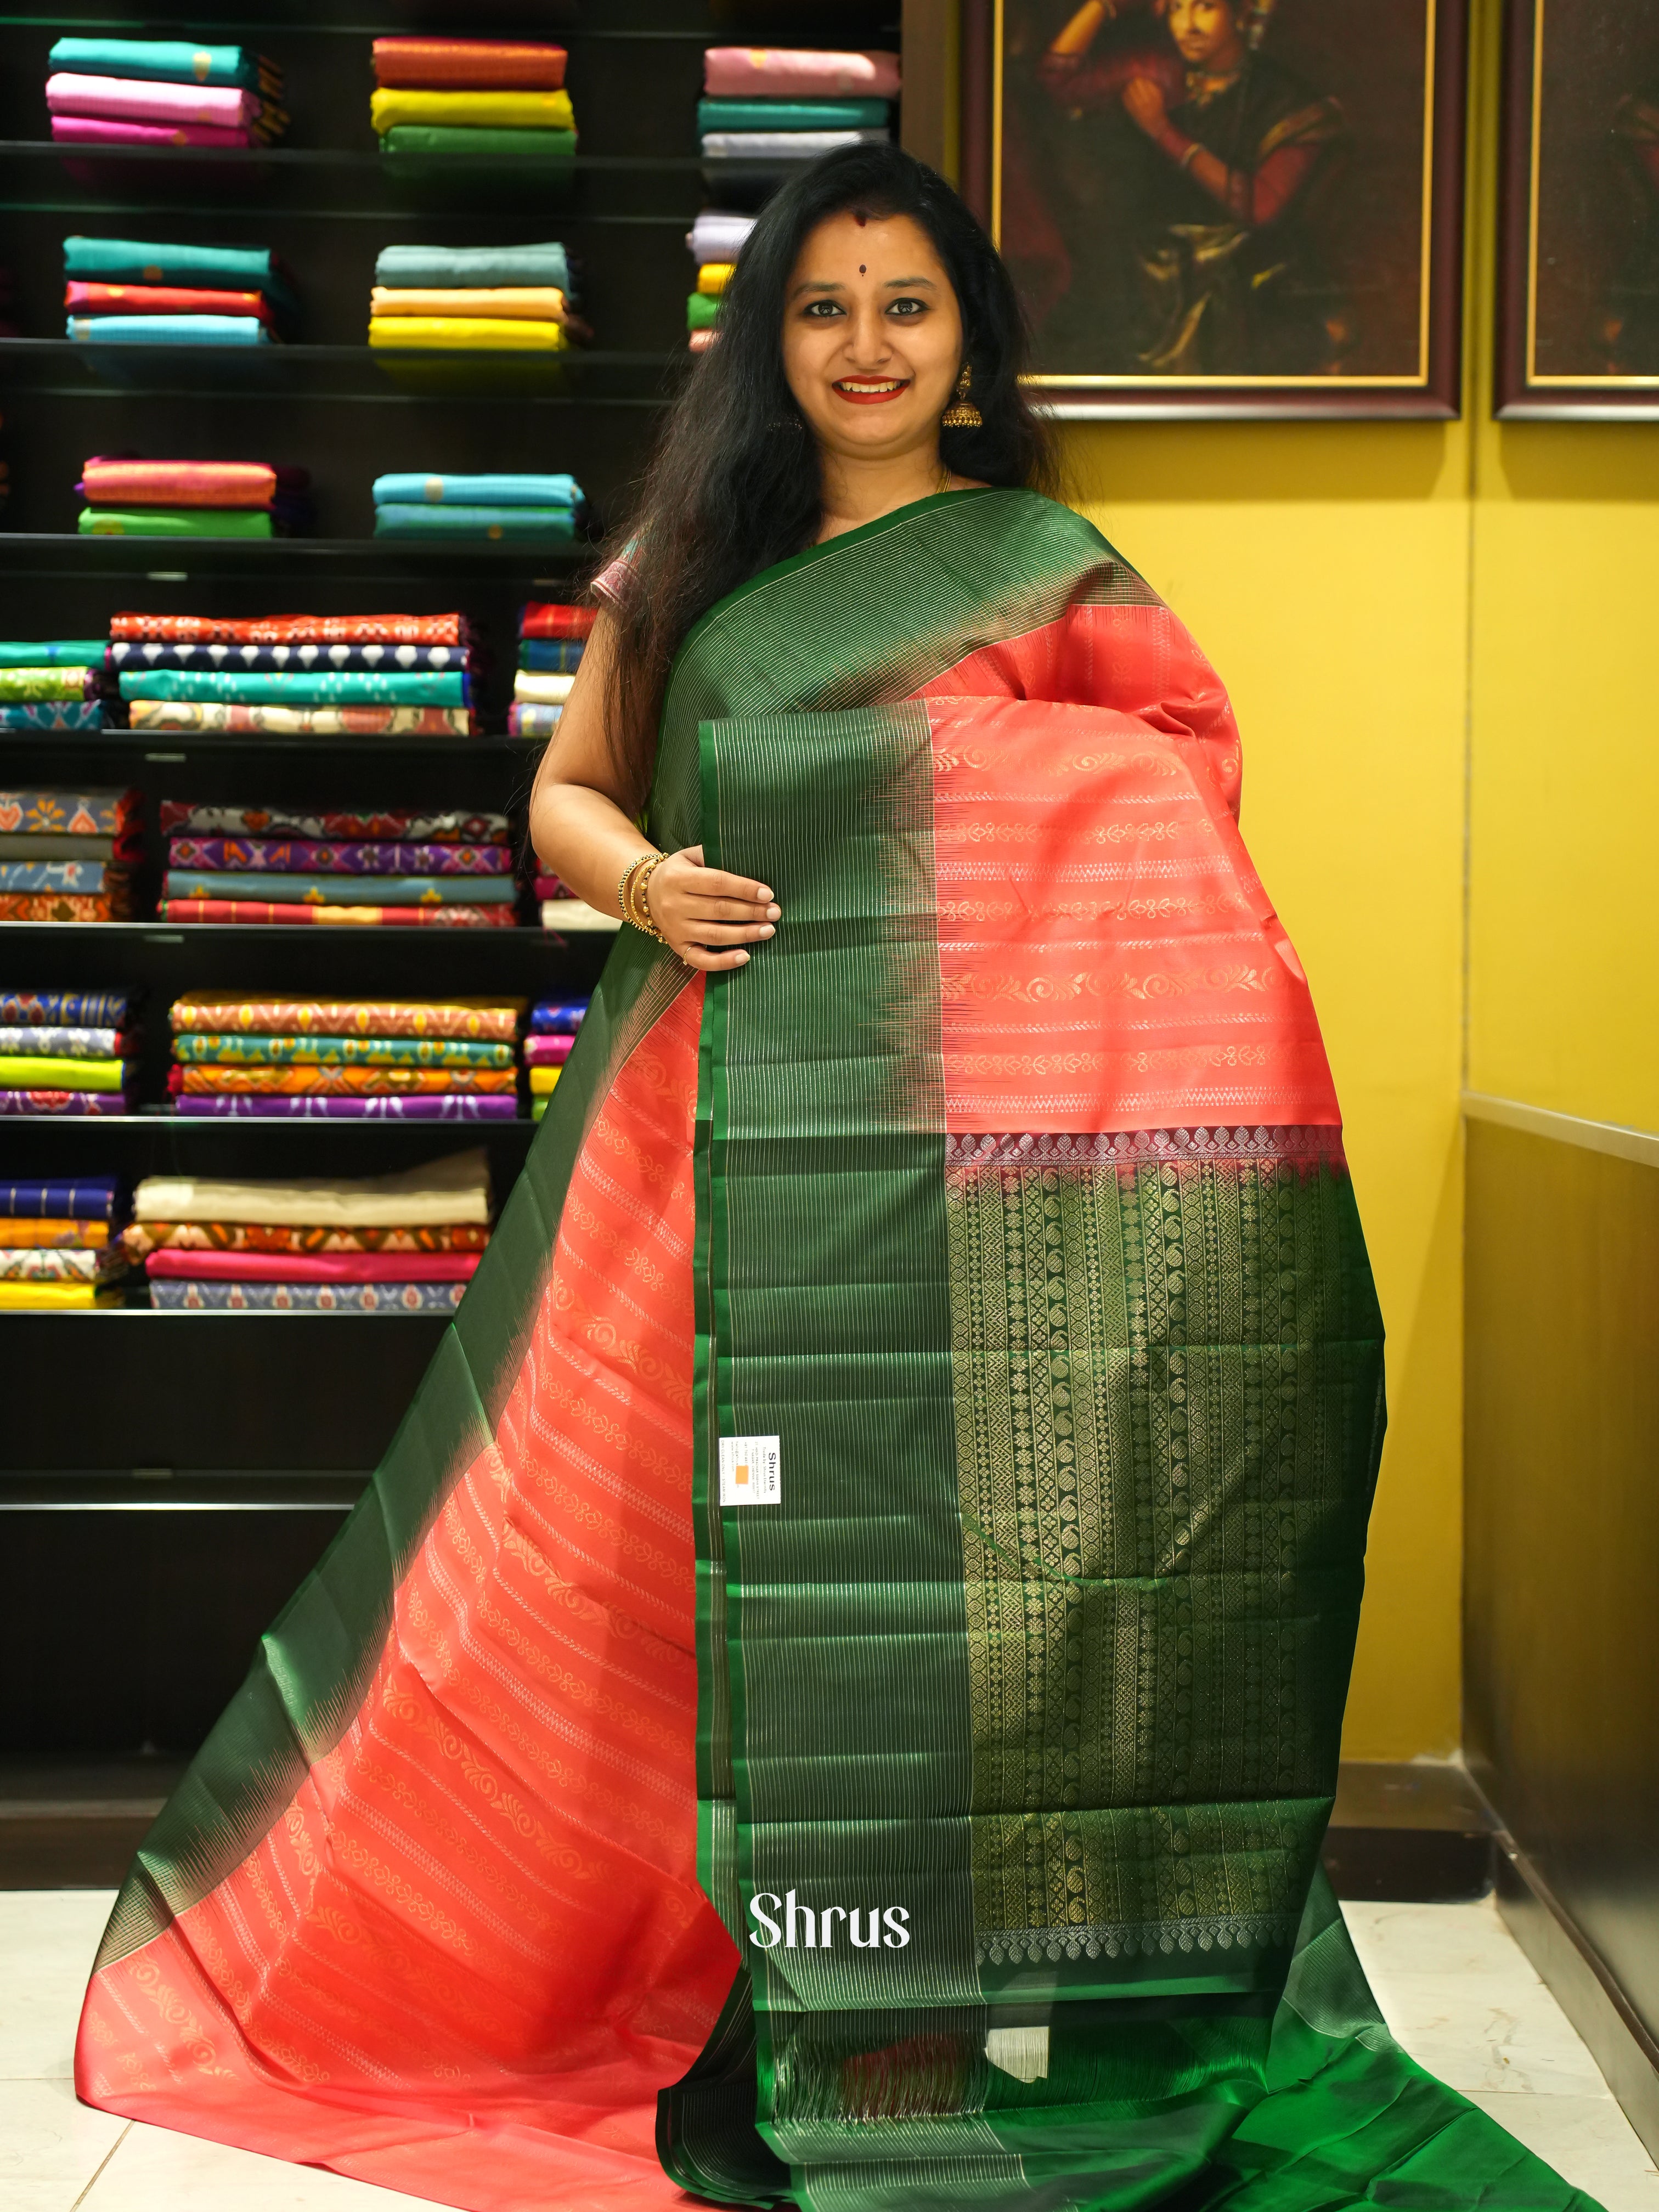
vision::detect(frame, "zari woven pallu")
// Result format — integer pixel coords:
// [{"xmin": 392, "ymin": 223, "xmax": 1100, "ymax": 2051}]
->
[{"xmin": 77, "ymin": 490, "xmax": 1594, "ymax": 2212}]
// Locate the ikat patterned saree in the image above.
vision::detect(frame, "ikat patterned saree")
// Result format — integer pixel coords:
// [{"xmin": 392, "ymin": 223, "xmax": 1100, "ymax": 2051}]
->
[{"xmin": 77, "ymin": 492, "xmax": 1595, "ymax": 2211}]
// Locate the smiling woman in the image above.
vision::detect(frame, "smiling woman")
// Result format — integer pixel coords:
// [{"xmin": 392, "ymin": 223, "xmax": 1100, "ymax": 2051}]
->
[{"xmin": 78, "ymin": 143, "xmax": 1595, "ymax": 2212}]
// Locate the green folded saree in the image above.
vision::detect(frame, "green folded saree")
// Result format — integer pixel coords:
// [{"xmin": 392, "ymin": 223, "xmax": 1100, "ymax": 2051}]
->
[{"xmin": 76, "ymin": 489, "xmax": 1597, "ymax": 2212}]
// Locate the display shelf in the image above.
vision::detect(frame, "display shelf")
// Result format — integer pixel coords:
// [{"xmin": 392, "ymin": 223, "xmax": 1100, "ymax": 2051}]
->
[
  {"xmin": 0, "ymin": 531, "xmax": 600, "ymax": 574},
  {"xmin": 0, "ymin": 1471, "xmax": 370, "ymax": 1510},
  {"xmin": 0, "ymin": 336, "xmax": 681, "ymax": 400}
]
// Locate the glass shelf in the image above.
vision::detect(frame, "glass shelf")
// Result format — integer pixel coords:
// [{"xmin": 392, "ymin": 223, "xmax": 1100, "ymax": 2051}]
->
[
  {"xmin": 0, "ymin": 336, "xmax": 681, "ymax": 400},
  {"xmin": 0, "ymin": 529, "xmax": 605, "ymax": 576}
]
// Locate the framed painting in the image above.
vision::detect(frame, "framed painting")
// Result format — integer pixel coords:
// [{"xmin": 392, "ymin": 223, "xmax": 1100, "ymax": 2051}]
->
[
  {"xmin": 960, "ymin": 0, "xmax": 1468, "ymax": 416},
  {"xmin": 1497, "ymin": 0, "xmax": 1659, "ymax": 415}
]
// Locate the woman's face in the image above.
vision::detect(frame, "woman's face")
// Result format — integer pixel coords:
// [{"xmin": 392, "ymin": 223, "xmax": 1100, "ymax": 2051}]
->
[
  {"xmin": 1165, "ymin": 0, "xmax": 1247, "ymax": 71},
  {"xmin": 780, "ymin": 210, "xmax": 965, "ymax": 469}
]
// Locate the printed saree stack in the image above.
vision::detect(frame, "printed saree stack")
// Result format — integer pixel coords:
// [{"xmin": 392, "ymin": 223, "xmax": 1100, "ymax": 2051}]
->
[
  {"xmin": 113, "ymin": 609, "xmax": 474, "ymax": 737},
  {"xmin": 79, "ymin": 457, "xmax": 312, "ymax": 539},
  {"xmin": 370, "ymin": 38, "xmax": 575, "ymax": 169},
  {"xmin": 165, "ymin": 990, "xmax": 526, "ymax": 1121},
  {"xmin": 524, "ymin": 992, "xmax": 587, "ymax": 1121},
  {"xmin": 0, "ymin": 785, "xmax": 139, "ymax": 921},
  {"xmin": 0, "ymin": 637, "xmax": 108, "ymax": 730},
  {"xmin": 510, "ymin": 595, "xmax": 593, "ymax": 737},
  {"xmin": 47, "ymin": 37, "xmax": 285, "ymax": 153},
  {"xmin": 1, "ymin": 1173, "xmax": 128, "ymax": 1307},
  {"xmin": 128, "ymin": 1144, "xmax": 495, "ymax": 1310},
  {"xmin": 699, "ymin": 46, "xmax": 899, "ymax": 176},
  {"xmin": 0, "ymin": 986, "xmax": 137, "ymax": 1115},
  {"xmin": 156, "ymin": 798, "xmax": 517, "ymax": 927},
  {"xmin": 65, "ymin": 236, "xmax": 296, "ymax": 348},
  {"xmin": 373, "ymin": 471, "xmax": 586, "ymax": 544},
  {"xmin": 685, "ymin": 210, "xmax": 755, "ymax": 352},
  {"xmin": 76, "ymin": 489, "xmax": 1598, "ymax": 2211}
]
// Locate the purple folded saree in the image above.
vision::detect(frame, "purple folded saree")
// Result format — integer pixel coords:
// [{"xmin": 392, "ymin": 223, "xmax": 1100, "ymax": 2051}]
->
[
  {"xmin": 172, "ymin": 1095, "xmax": 519, "ymax": 1120},
  {"xmin": 167, "ymin": 838, "xmax": 512, "ymax": 875}
]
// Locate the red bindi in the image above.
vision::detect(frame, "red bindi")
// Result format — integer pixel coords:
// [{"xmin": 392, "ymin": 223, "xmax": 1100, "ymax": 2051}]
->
[{"xmin": 859, "ymin": 264, "xmax": 866, "ymax": 274}]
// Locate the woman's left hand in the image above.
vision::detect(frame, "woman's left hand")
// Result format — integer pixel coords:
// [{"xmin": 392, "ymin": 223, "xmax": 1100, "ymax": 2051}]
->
[{"xmin": 1122, "ymin": 76, "xmax": 1169, "ymax": 134}]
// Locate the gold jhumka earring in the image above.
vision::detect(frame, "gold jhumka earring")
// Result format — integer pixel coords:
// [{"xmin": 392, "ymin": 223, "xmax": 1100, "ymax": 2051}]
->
[{"xmin": 941, "ymin": 364, "xmax": 983, "ymax": 428}]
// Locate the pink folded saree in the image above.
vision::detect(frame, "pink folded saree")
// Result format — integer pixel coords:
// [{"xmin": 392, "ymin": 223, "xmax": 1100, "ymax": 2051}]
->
[
  {"xmin": 46, "ymin": 73, "xmax": 265, "ymax": 129},
  {"xmin": 52, "ymin": 115, "xmax": 255, "ymax": 149},
  {"xmin": 144, "ymin": 1249, "xmax": 481, "ymax": 1285},
  {"xmin": 81, "ymin": 459, "xmax": 283, "ymax": 508},
  {"xmin": 702, "ymin": 46, "xmax": 901, "ymax": 99}
]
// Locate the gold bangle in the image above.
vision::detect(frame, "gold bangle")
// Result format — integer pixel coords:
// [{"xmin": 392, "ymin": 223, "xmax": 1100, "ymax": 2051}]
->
[
  {"xmin": 618, "ymin": 853, "xmax": 654, "ymax": 926},
  {"xmin": 630, "ymin": 852, "xmax": 668, "ymax": 943}
]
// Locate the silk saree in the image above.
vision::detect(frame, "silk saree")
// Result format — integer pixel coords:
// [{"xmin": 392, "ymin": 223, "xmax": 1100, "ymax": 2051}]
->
[{"xmin": 77, "ymin": 490, "xmax": 1595, "ymax": 2212}]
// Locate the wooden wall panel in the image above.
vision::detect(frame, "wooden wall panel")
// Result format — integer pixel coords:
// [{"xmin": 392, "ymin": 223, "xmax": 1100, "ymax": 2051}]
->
[{"xmin": 1465, "ymin": 1118, "xmax": 1659, "ymax": 2070}]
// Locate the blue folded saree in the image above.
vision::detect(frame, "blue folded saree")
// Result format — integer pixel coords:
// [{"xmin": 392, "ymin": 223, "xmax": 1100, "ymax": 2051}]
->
[
  {"xmin": 373, "ymin": 242, "xmax": 572, "ymax": 295},
  {"xmin": 0, "ymin": 642, "xmax": 106, "ymax": 668},
  {"xmin": 109, "ymin": 643, "xmax": 470, "ymax": 674},
  {"xmin": 371, "ymin": 472, "xmax": 581, "ymax": 507},
  {"xmin": 68, "ymin": 315, "xmax": 270, "ymax": 347},
  {"xmin": 163, "ymin": 871, "xmax": 514, "ymax": 905},
  {"xmin": 63, "ymin": 237, "xmax": 297, "ymax": 315},
  {"xmin": 120, "ymin": 669, "xmax": 467, "ymax": 706},
  {"xmin": 48, "ymin": 38, "xmax": 272, "ymax": 89},
  {"xmin": 0, "ymin": 704, "xmax": 104, "ymax": 731},
  {"xmin": 373, "ymin": 506, "xmax": 578, "ymax": 541},
  {"xmin": 517, "ymin": 640, "xmax": 584, "ymax": 672}
]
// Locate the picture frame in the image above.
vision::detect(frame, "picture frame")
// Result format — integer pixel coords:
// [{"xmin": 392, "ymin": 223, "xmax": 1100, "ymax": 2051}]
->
[
  {"xmin": 1496, "ymin": 0, "xmax": 1659, "ymax": 417},
  {"xmin": 960, "ymin": 0, "xmax": 1468, "ymax": 417}
]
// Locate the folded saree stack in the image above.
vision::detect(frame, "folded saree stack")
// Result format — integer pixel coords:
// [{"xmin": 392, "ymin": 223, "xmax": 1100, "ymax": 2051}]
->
[
  {"xmin": 369, "ymin": 239, "xmax": 584, "ymax": 355},
  {"xmin": 163, "ymin": 991, "xmax": 524, "ymax": 1122},
  {"xmin": 0, "ymin": 988, "xmax": 137, "ymax": 1116},
  {"xmin": 370, "ymin": 38, "xmax": 574, "ymax": 169},
  {"xmin": 373, "ymin": 471, "xmax": 584, "ymax": 544},
  {"xmin": 129, "ymin": 1146, "xmax": 495, "ymax": 1309},
  {"xmin": 0, "ymin": 786, "xmax": 139, "ymax": 922},
  {"xmin": 0, "ymin": 1174, "xmax": 129, "ymax": 1308},
  {"xmin": 157, "ymin": 798, "xmax": 517, "ymax": 927},
  {"xmin": 509, "ymin": 596, "xmax": 592, "ymax": 736},
  {"xmin": 111, "ymin": 610, "xmax": 474, "ymax": 737},
  {"xmin": 698, "ymin": 45, "xmax": 899, "ymax": 169},
  {"xmin": 46, "ymin": 38, "xmax": 287, "ymax": 152},
  {"xmin": 0, "ymin": 638, "xmax": 108, "ymax": 730},
  {"xmin": 685, "ymin": 209, "xmax": 754, "ymax": 351},
  {"xmin": 79, "ymin": 458, "xmax": 312, "ymax": 539},
  {"xmin": 64, "ymin": 236, "xmax": 297, "ymax": 348},
  {"xmin": 524, "ymin": 993, "xmax": 585, "ymax": 1122}
]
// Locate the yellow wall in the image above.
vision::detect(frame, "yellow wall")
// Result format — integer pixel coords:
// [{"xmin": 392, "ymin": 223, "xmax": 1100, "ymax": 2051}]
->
[
  {"xmin": 1062, "ymin": 424, "xmax": 1470, "ymax": 1762},
  {"xmin": 911, "ymin": 0, "xmax": 1658, "ymax": 1758}
]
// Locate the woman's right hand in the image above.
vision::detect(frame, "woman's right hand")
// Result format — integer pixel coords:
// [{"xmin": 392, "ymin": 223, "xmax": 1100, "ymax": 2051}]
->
[{"xmin": 642, "ymin": 845, "xmax": 780, "ymax": 972}]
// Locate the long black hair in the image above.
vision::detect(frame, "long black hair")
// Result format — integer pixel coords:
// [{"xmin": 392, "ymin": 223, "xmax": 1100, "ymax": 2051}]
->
[{"xmin": 600, "ymin": 142, "xmax": 1056, "ymax": 799}]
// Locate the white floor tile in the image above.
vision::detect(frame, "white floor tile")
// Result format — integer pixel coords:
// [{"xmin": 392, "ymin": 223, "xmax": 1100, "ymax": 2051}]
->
[
  {"xmin": 0, "ymin": 2074, "xmax": 127, "ymax": 2211},
  {"xmin": 83, "ymin": 2118, "xmax": 459, "ymax": 2211},
  {"xmin": 0, "ymin": 1891, "xmax": 115, "ymax": 2081},
  {"xmin": 1466, "ymin": 2093, "xmax": 1659, "ymax": 2210}
]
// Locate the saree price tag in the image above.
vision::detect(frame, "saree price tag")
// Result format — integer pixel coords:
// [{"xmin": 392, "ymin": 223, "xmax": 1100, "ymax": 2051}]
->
[{"xmin": 718, "ymin": 1434, "xmax": 780, "ymax": 1506}]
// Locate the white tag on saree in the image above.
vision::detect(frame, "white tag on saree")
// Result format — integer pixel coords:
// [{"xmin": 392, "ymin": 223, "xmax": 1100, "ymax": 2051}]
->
[{"xmin": 719, "ymin": 1435, "xmax": 781, "ymax": 1506}]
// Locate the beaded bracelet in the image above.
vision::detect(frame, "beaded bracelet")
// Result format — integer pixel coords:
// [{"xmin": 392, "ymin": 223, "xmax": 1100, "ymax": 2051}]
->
[{"xmin": 620, "ymin": 851, "xmax": 668, "ymax": 944}]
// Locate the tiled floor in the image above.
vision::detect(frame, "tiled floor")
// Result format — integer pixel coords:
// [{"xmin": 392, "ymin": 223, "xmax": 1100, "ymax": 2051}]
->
[{"xmin": 5, "ymin": 1891, "xmax": 1657, "ymax": 2209}]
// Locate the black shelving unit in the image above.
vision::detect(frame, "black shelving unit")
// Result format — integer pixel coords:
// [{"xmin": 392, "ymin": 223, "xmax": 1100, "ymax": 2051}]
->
[{"xmin": 0, "ymin": 0, "xmax": 900, "ymax": 1762}]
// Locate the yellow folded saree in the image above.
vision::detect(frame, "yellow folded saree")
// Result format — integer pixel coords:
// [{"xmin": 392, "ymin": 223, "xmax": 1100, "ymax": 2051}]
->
[
  {"xmin": 369, "ymin": 87, "xmax": 573, "ymax": 133},
  {"xmin": 368, "ymin": 286, "xmax": 571, "ymax": 322},
  {"xmin": 0, "ymin": 1054, "xmax": 127, "ymax": 1090},
  {"xmin": 0, "ymin": 1280, "xmax": 114, "ymax": 1309},
  {"xmin": 368, "ymin": 317, "xmax": 570, "ymax": 352}
]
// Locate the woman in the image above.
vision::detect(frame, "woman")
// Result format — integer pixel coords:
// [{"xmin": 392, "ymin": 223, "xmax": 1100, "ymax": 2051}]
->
[
  {"xmin": 78, "ymin": 147, "xmax": 1591, "ymax": 2211},
  {"xmin": 1029, "ymin": 0, "xmax": 1349, "ymax": 375}
]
